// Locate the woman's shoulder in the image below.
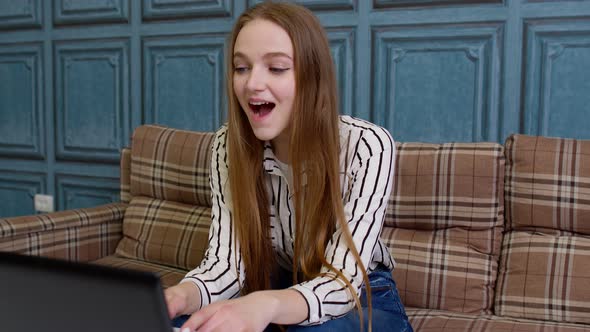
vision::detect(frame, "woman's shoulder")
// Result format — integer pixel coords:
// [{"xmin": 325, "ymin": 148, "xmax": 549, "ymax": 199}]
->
[
  {"xmin": 215, "ymin": 124, "xmax": 229, "ymax": 138},
  {"xmin": 338, "ymin": 115, "xmax": 394, "ymax": 152},
  {"xmin": 212, "ymin": 124, "xmax": 230, "ymax": 146},
  {"xmin": 211, "ymin": 125, "xmax": 229, "ymax": 157}
]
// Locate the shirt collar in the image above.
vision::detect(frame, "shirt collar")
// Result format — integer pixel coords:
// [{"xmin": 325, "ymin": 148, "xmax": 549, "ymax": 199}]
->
[
  {"xmin": 263, "ymin": 142, "xmax": 281, "ymax": 175},
  {"xmin": 262, "ymin": 143, "xmax": 307, "ymax": 187}
]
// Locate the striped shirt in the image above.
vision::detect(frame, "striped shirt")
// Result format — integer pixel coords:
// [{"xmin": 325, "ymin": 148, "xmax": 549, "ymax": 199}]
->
[{"xmin": 182, "ymin": 115, "xmax": 396, "ymax": 325}]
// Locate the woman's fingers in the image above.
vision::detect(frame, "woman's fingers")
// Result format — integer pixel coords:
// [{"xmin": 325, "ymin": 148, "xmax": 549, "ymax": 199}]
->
[
  {"xmin": 179, "ymin": 294, "xmax": 271, "ymax": 332},
  {"xmin": 196, "ymin": 305, "xmax": 240, "ymax": 332},
  {"xmin": 180, "ymin": 301, "xmax": 222, "ymax": 332}
]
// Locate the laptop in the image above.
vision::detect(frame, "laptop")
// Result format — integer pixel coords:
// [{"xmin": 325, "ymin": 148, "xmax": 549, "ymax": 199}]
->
[{"xmin": 0, "ymin": 251, "xmax": 180, "ymax": 332}]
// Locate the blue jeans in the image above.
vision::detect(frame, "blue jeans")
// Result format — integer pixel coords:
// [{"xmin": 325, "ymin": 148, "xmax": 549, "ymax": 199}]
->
[
  {"xmin": 172, "ymin": 266, "xmax": 413, "ymax": 332},
  {"xmin": 281, "ymin": 266, "xmax": 413, "ymax": 332}
]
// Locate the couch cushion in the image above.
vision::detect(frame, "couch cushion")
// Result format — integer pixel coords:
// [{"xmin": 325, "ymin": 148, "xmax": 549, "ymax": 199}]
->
[
  {"xmin": 116, "ymin": 196, "xmax": 211, "ymax": 270},
  {"xmin": 496, "ymin": 134, "xmax": 590, "ymax": 324},
  {"xmin": 130, "ymin": 125, "xmax": 214, "ymax": 207},
  {"xmin": 504, "ymin": 134, "xmax": 590, "ymax": 233},
  {"xmin": 407, "ymin": 308, "xmax": 590, "ymax": 332},
  {"xmin": 383, "ymin": 142, "xmax": 505, "ymax": 314},
  {"xmin": 496, "ymin": 231, "xmax": 590, "ymax": 324},
  {"xmin": 93, "ymin": 255, "xmax": 186, "ymax": 289}
]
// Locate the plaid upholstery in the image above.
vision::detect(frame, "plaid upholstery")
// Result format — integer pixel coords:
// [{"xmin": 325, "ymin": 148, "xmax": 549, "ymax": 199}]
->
[
  {"xmin": 504, "ymin": 134, "xmax": 590, "ymax": 233},
  {"xmin": 496, "ymin": 231, "xmax": 590, "ymax": 324},
  {"xmin": 407, "ymin": 308, "xmax": 590, "ymax": 332},
  {"xmin": 94, "ymin": 255, "xmax": 186, "ymax": 289},
  {"xmin": 130, "ymin": 125, "xmax": 214, "ymax": 207},
  {"xmin": 497, "ymin": 133, "xmax": 590, "ymax": 324},
  {"xmin": 115, "ymin": 196, "xmax": 212, "ymax": 270},
  {"xmin": 383, "ymin": 142, "xmax": 505, "ymax": 314},
  {"xmin": 120, "ymin": 148, "xmax": 131, "ymax": 204},
  {"xmin": 4, "ymin": 126, "xmax": 589, "ymax": 329},
  {"xmin": 0, "ymin": 203, "xmax": 125, "ymax": 261}
]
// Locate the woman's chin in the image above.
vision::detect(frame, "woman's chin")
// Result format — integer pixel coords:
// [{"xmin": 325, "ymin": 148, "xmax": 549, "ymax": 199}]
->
[{"xmin": 249, "ymin": 127, "xmax": 278, "ymax": 142}]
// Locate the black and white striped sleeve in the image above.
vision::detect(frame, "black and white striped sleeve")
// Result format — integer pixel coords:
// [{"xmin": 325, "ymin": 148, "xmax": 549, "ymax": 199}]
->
[
  {"xmin": 180, "ymin": 126, "xmax": 244, "ymax": 309},
  {"xmin": 290, "ymin": 124, "xmax": 395, "ymax": 325}
]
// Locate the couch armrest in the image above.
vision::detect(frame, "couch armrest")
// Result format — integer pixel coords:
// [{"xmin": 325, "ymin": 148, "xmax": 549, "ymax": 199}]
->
[{"xmin": 0, "ymin": 203, "xmax": 127, "ymax": 262}]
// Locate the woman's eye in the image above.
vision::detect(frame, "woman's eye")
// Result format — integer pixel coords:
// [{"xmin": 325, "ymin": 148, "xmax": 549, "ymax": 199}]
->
[
  {"xmin": 234, "ymin": 66, "xmax": 249, "ymax": 73},
  {"xmin": 269, "ymin": 67, "xmax": 289, "ymax": 74}
]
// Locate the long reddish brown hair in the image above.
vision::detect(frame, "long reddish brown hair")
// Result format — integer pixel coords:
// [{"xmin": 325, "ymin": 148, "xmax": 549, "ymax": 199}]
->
[{"xmin": 226, "ymin": 2, "xmax": 371, "ymax": 330}]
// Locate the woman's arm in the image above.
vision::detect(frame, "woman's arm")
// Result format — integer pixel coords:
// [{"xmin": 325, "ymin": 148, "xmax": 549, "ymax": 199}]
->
[
  {"xmin": 290, "ymin": 123, "xmax": 396, "ymax": 325},
  {"xmin": 165, "ymin": 126, "xmax": 244, "ymax": 317},
  {"xmin": 259, "ymin": 289, "xmax": 308, "ymax": 324},
  {"xmin": 178, "ymin": 288, "xmax": 308, "ymax": 332},
  {"xmin": 165, "ymin": 281, "xmax": 202, "ymax": 318}
]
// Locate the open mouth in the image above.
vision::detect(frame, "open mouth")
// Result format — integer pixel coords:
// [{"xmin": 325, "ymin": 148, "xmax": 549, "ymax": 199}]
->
[{"xmin": 249, "ymin": 101, "xmax": 275, "ymax": 117}]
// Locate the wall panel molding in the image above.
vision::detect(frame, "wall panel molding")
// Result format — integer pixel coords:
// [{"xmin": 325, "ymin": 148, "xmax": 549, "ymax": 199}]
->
[
  {"xmin": 328, "ymin": 27, "xmax": 355, "ymax": 116},
  {"xmin": 53, "ymin": 0, "xmax": 130, "ymax": 25},
  {"xmin": 0, "ymin": 170, "xmax": 46, "ymax": 217},
  {"xmin": 372, "ymin": 23, "xmax": 503, "ymax": 142},
  {"xmin": 0, "ymin": 43, "xmax": 44, "ymax": 159},
  {"xmin": 0, "ymin": 0, "xmax": 42, "ymax": 30},
  {"xmin": 373, "ymin": 0, "xmax": 502, "ymax": 9},
  {"xmin": 142, "ymin": 0, "xmax": 232, "ymax": 20},
  {"xmin": 143, "ymin": 35, "xmax": 225, "ymax": 132},
  {"xmin": 56, "ymin": 174, "xmax": 119, "ymax": 210},
  {"xmin": 54, "ymin": 39, "xmax": 130, "ymax": 162},
  {"xmin": 249, "ymin": 0, "xmax": 355, "ymax": 11},
  {"xmin": 523, "ymin": 20, "xmax": 590, "ymax": 139}
]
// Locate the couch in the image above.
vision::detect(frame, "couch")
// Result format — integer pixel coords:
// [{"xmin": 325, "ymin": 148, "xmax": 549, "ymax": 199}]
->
[{"xmin": 1, "ymin": 124, "xmax": 589, "ymax": 331}]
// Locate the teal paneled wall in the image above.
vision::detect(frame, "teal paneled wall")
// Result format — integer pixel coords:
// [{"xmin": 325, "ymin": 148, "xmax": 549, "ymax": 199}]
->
[
  {"xmin": 1, "ymin": 0, "xmax": 590, "ymax": 217},
  {"xmin": 523, "ymin": 19, "xmax": 590, "ymax": 138},
  {"xmin": 143, "ymin": 35, "xmax": 226, "ymax": 131},
  {"xmin": 372, "ymin": 22, "xmax": 503, "ymax": 142}
]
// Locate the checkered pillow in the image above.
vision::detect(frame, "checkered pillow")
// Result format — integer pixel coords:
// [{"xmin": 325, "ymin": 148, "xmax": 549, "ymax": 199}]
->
[
  {"xmin": 504, "ymin": 134, "xmax": 590, "ymax": 233},
  {"xmin": 129, "ymin": 125, "xmax": 214, "ymax": 207},
  {"xmin": 496, "ymin": 134, "xmax": 590, "ymax": 324},
  {"xmin": 383, "ymin": 142, "xmax": 505, "ymax": 314},
  {"xmin": 116, "ymin": 196, "xmax": 211, "ymax": 270}
]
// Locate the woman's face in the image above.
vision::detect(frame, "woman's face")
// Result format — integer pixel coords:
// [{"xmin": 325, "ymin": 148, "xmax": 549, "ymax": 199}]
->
[{"xmin": 232, "ymin": 19, "xmax": 295, "ymax": 148}]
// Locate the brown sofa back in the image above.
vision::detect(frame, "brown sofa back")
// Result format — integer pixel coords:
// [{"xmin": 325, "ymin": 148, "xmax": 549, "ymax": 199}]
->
[
  {"xmin": 115, "ymin": 125, "xmax": 214, "ymax": 270},
  {"xmin": 382, "ymin": 142, "xmax": 505, "ymax": 315},
  {"xmin": 120, "ymin": 148, "xmax": 131, "ymax": 204},
  {"xmin": 495, "ymin": 134, "xmax": 590, "ymax": 324}
]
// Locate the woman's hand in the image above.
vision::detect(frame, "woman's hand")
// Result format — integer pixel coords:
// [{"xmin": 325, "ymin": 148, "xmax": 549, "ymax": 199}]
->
[
  {"xmin": 179, "ymin": 291, "xmax": 278, "ymax": 332},
  {"xmin": 165, "ymin": 282, "xmax": 202, "ymax": 319}
]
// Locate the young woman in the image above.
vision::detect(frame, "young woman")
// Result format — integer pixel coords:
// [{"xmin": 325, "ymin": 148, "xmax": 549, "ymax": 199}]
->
[{"xmin": 164, "ymin": 2, "xmax": 412, "ymax": 332}]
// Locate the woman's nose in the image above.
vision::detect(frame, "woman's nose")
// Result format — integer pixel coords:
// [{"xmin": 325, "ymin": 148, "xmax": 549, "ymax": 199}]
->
[{"xmin": 245, "ymin": 68, "xmax": 265, "ymax": 91}]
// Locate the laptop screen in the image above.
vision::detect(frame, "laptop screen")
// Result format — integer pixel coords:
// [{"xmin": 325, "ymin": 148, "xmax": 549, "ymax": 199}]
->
[{"xmin": 0, "ymin": 251, "xmax": 174, "ymax": 332}]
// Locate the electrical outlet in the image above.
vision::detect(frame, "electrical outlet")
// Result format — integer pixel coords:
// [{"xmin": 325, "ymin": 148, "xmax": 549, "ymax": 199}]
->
[{"xmin": 34, "ymin": 194, "xmax": 54, "ymax": 213}]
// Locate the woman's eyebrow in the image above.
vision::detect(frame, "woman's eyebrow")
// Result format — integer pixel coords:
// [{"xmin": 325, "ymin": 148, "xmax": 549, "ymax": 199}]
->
[
  {"xmin": 233, "ymin": 52, "xmax": 247, "ymax": 60},
  {"xmin": 232, "ymin": 51, "xmax": 292, "ymax": 60},
  {"xmin": 262, "ymin": 52, "xmax": 292, "ymax": 60}
]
